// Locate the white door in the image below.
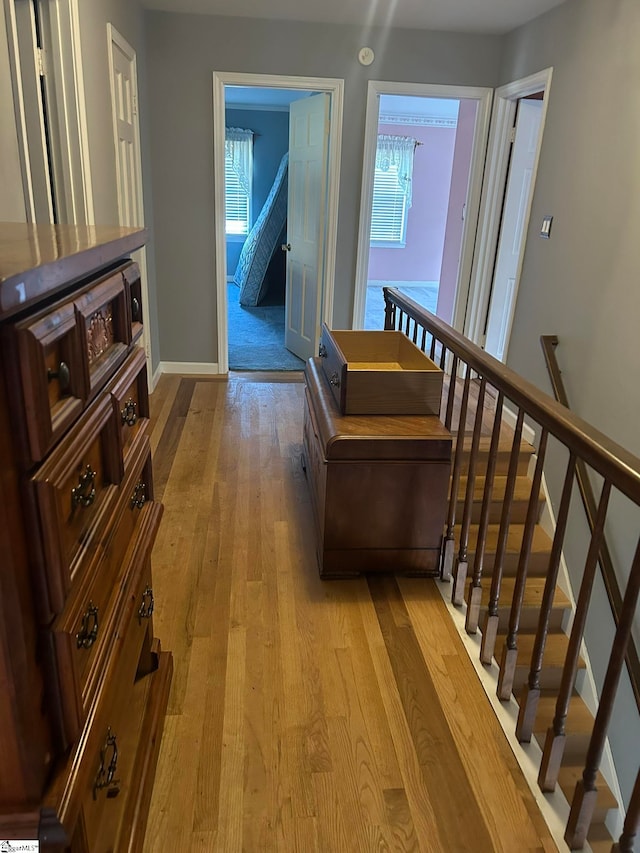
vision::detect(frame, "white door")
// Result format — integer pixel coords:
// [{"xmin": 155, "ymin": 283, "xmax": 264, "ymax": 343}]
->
[
  {"xmin": 484, "ymin": 98, "xmax": 544, "ymax": 361},
  {"xmin": 285, "ymin": 93, "xmax": 330, "ymax": 361},
  {"xmin": 107, "ymin": 25, "xmax": 152, "ymax": 382}
]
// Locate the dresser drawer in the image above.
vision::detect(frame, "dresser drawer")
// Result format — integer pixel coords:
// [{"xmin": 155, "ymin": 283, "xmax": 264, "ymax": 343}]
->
[
  {"xmin": 11, "ymin": 300, "xmax": 85, "ymax": 462},
  {"xmin": 75, "ymin": 268, "xmax": 131, "ymax": 398},
  {"xmin": 31, "ymin": 394, "xmax": 123, "ymax": 613},
  {"xmin": 42, "ymin": 502, "xmax": 163, "ymax": 849},
  {"xmin": 107, "ymin": 346, "xmax": 149, "ymax": 461},
  {"xmin": 51, "ymin": 435, "xmax": 154, "ymax": 739},
  {"xmin": 122, "ymin": 262, "xmax": 143, "ymax": 344}
]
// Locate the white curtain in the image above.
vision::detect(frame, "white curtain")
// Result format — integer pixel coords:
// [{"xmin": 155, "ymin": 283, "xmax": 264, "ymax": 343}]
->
[
  {"xmin": 225, "ymin": 127, "xmax": 254, "ymax": 195},
  {"xmin": 375, "ymin": 134, "xmax": 417, "ymax": 208}
]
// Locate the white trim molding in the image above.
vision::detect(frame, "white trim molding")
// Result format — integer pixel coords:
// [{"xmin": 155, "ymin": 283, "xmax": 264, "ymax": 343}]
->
[
  {"xmin": 159, "ymin": 361, "xmax": 223, "ymax": 376},
  {"xmin": 212, "ymin": 71, "xmax": 344, "ymax": 374},
  {"xmin": 464, "ymin": 68, "xmax": 553, "ymax": 347},
  {"xmin": 353, "ymin": 80, "xmax": 493, "ymax": 332}
]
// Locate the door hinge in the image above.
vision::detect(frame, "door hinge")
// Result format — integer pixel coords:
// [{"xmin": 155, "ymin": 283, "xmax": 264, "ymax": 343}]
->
[
  {"xmin": 509, "ymin": 126, "xmax": 516, "ymax": 144},
  {"xmin": 36, "ymin": 47, "xmax": 45, "ymax": 77},
  {"xmin": 132, "ymin": 94, "xmax": 138, "ymax": 117}
]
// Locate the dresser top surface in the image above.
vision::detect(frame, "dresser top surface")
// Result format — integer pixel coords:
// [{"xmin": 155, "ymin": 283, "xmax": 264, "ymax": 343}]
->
[{"xmin": 0, "ymin": 223, "xmax": 146, "ymax": 320}]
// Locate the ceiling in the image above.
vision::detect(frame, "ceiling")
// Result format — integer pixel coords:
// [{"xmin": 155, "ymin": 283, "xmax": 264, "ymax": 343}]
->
[{"xmin": 141, "ymin": 0, "xmax": 566, "ymax": 35}]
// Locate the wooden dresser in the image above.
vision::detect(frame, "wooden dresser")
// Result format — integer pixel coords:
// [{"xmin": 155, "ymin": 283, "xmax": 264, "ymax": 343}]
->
[
  {"xmin": 303, "ymin": 357, "xmax": 452, "ymax": 578},
  {"xmin": 0, "ymin": 223, "xmax": 172, "ymax": 850}
]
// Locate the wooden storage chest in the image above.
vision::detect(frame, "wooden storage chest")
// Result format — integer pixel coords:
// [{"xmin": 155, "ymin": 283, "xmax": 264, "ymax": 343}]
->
[
  {"xmin": 303, "ymin": 357, "xmax": 452, "ymax": 578},
  {"xmin": 318, "ymin": 323, "xmax": 443, "ymax": 416}
]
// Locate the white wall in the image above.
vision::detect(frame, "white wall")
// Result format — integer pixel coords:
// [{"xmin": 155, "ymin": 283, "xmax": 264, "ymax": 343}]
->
[{"xmin": 499, "ymin": 0, "xmax": 640, "ymax": 806}]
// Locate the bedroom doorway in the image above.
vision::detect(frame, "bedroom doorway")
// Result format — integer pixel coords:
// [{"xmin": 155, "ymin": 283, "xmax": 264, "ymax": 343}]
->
[
  {"xmin": 212, "ymin": 72, "xmax": 344, "ymax": 373},
  {"xmin": 353, "ymin": 81, "xmax": 493, "ymax": 333}
]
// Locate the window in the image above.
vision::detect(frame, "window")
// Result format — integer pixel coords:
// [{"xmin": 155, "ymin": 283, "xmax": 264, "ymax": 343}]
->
[
  {"xmin": 225, "ymin": 128, "xmax": 253, "ymax": 236},
  {"xmin": 370, "ymin": 134, "xmax": 417, "ymax": 247}
]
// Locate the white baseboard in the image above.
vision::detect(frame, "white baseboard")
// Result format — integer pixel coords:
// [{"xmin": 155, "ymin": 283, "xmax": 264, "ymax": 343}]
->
[
  {"xmin": 159, "ymin": 361, "xmax": 223, "ymax": 376},
  {"xmin": 151, "ymin": 362, "xmax": 162, "ymax": 392},
  {"xmin": 503, "ymin": 401, "xmax": 537, "ymax": 446}
]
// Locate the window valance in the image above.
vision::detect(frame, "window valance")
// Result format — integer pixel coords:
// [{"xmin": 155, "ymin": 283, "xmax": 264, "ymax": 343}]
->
[{"xmin": 375, "ymin": 134, "xmax": 417, "ymax": 208}]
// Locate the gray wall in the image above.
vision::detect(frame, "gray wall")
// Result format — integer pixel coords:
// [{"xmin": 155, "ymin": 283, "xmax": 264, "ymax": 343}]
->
[
  {"xmin": 145, "ymin": 11, "xmax": 502, "ymax": 364},
  {"xmin": 499, "ymin": 0, "xmax": 640, "ymax": 805},
  {"xmin": 0, "ymin": 4, "xmax": 26, "ymax": 221}
]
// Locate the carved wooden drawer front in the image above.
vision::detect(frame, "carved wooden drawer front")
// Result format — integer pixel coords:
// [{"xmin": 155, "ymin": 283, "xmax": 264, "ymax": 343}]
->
[
  {"xmin": 75, "ymin": 269, "xmax": 131, "ymax": 398},
  {"xmin": 14, "ymin": 300, "xmax": 85, "ymax": 462},
  {"xmin": 51, "ymin": 434, "xmax": 154, "ymax": 738},
  {"xmin": 122, "ymin": 262, "xmax": 143, "ymax": 343},
  {"xmin": 31, "ymin": 394, "xmax": 123, "ymax": 614},
  {"xmin": 108, "ymin": 346, "xmax": 149, "ymax": 461},
  {"xmin": 43, "ymin": 503, "xmax": 164, "ymax": 849}
]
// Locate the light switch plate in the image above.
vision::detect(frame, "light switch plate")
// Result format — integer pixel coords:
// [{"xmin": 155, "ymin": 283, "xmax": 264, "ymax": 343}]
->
[{"xmin": 540, "ymin": 215, "xmax": 553, "ymax": 238}]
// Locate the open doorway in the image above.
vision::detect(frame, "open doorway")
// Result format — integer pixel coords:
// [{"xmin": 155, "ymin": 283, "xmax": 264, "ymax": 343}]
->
[
  {"xmin": 223, "ymin": 86, "xmax": 307, "ymax": 371},
  {"xmin": 212, "ymin": 72, "xmax": 344, "ymax": 374},
  {"xmin": 353, "ymin": 81, "xmax": 493, "ymax": 333},
  {"xmin": 465, "ymin": 68, "xmax": 553, "ymax": 357}
]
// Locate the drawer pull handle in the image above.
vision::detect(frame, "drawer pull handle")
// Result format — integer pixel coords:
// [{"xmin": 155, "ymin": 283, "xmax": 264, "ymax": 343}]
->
[
  {"xmin": 71, "ymin": 464, "xmax": 96, "ymax": 508},
  {"xmin": 138, "ymin": 585, "xmax": 154, "ymax": 622},
  {"xmin": 329, "ymin": 371, "xmax": 340, "ymax": 388},
  {"xmin": 47, "ymin": 360, "xmax": 70, "ymax": 392},
  {"xmin": 131, "ymin": 296, "xmax": 141, "ymax": 322},
  {"xmin": 131, "ymin": 481, "xmax": 146, "ymax": 510},
  {"xmin": 76, "ymin": 601, "xmax": 99, "ymax": 649},
  {"xmin": 93, "ymin": 727, "xmax": 120, "ymax": 800},
  {"xmin": 121, "ymin": 398, "xmax": 138, "ymax": 426},
  {"xmin": 318, "ymin": 343, "xmax": 327, "ymax": 358}
]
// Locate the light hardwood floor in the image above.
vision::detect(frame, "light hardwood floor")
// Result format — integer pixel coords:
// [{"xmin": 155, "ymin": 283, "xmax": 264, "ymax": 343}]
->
[{"xmin": 144, "ymin": 372, "xmax": 558, "ymax": 852}]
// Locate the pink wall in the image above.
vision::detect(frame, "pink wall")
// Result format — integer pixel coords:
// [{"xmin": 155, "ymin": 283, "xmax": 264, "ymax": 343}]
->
[
  {"xmin": 437, "ymin": 100, "xmax": 478, "ymax": 323},
  {"xmin": 368, "ymin": 122, "xmax": 457, "ymax": 282}
]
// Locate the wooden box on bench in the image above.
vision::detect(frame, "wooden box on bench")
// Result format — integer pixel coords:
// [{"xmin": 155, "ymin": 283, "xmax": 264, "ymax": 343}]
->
[
  {"xmin": 303, "ymin": 357, "xmax": 452, "ymax": 579},
  {"xmin": 318, "ymin": 323, "xmax": 443, "ymax": 416}
]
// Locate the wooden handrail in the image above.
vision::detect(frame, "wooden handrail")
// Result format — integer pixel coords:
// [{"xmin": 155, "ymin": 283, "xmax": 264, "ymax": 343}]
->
[
  {"xmin": 383, "ymin": 288, "xmax": 640, "ymax": 505},
  {"xmin": 540, "ymin": 335, "xmax": 640, "ymax": 714},
  {"xmin": 382, "ymin": 287, "xmax": 640, "ymax": 845}
]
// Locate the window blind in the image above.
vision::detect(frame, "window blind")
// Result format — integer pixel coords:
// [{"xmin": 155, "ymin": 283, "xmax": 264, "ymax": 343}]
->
[{"xmin": 370, "ymin": 163, "xmax": 407, "ymax": 244}]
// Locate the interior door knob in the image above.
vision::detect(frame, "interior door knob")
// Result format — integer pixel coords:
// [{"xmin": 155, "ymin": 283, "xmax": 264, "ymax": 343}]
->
[{"xmin": 281, "ymin": 243, "xmax": 291, "ymax": 252}]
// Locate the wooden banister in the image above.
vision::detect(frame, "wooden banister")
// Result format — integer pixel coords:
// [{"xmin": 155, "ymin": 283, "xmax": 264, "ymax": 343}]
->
[
  {"xmin": 383, "ymin": 288, "xmax": 640, "ymax": 848},
  {"xmin": 383, "ymin": 289, "xmax": 640, "ymax": 504},
  {"xmin": 540, "ymin": 335, "xmax": 640, "ymax": 714}
]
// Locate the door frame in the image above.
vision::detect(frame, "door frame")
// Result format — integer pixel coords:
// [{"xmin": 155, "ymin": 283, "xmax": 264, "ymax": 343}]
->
[
  {"xmin": 212, "ymin": 71, "xmax": 344, "ymax": 374},
  {"xmin": 352, "ymin": 80, "xmax": 493, "ymax": 332},
  {"xmin": 3, "ymin": 0, "xmax": 94, "ymax": 224},
  {"xmin": 464, "ymin": 68, "xmax": 553, "ymax": 347},
  {"xmin": 107, "ymin": 23, "xmax": 153, "ymax": 386}
]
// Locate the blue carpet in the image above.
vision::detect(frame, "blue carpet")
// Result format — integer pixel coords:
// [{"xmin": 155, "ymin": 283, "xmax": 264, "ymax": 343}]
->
[
  {"xmin": 227, "ymin": 283, "xmax": 305, "ymax": 371},
  {"xmin": 364, "ymin": 282, "xmax": 439, "ymax": 330}
]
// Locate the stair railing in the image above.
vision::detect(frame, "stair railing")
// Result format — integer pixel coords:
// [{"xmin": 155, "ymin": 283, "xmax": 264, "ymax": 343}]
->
[
  {"xmin": 383, "ymin": 287, "xmax": 640, "ymax": 850},
  {"xmin": 540, "ymin": 334, "xmax": 640, "ymax": 714}
]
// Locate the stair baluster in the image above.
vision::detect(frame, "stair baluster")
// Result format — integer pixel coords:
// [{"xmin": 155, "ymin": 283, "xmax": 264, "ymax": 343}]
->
[
  {"xmin": 517, "ymin": 453, "xmax": 577, "ymax": 741},
  {"xmin": 480, "ymin": 408, "xmax": 525, "ymax": 664},
  {"xmin": 453, "ymin": 376, "xmax": 487, "ymax": 605},
  {"xmin": 612, "ymin": 765, "xmax": 640, "ymax": 852},
  {"xmin": 497, "ymin": 428, "xmax": 549, "ymax": 701},
  {"xmin": 538, "ymin": 480, "xmax": 611, "ymax": 792},
  {"xmin": 466, "ymin": 390, "xmax": 504, "ymax": 633},
  {"xmin": 565, "ymin": 535, "xmax": 640, "ymax": 849},
  {"xmin": 443, "ymin": 355, "xmax": 459, "ymax": 432},
  {"xmin": 440, "ymin": 366, "xmax": 471, "ymax": 582}
]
